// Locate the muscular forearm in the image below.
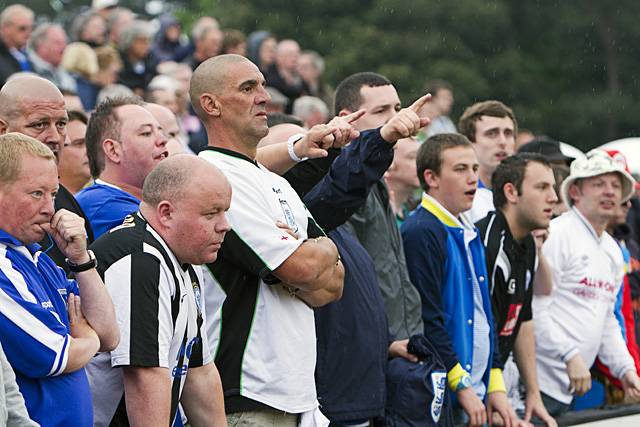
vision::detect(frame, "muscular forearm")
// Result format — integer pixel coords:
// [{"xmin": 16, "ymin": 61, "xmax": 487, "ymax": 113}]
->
[
  {"xmin": 513, "ymin": 321, "xmax": 541, "ymax": 396},
  {"xmin": 75, "ymin": 268, "xmax": 119, "ymax": 351},
  {"xmin": 296, "ymin": 261, "xmax": 344, "ymax": 307},
  {"xmin": 123, "ymin": 367, "xmax": 171, "ymax": 427},
  {"xmin": 181, "ymin": 363, "xmax": 227, "ymax": 427},
  {"xmin": 274, "ymin": 237, "xmax": 341, "ymax": 291}
]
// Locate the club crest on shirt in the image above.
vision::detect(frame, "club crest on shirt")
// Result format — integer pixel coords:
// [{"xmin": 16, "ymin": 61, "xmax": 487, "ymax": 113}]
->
[
  {"xmin": 192, "ymin": 281, "xmax": 202, "ymax": 315},
  {"xmin": 110, "ymin": 215, "xmax": 136, "ymax": 233},
  {"xmin": 507, "ymin": 278, "xmax": 516, "ymax": 295}
]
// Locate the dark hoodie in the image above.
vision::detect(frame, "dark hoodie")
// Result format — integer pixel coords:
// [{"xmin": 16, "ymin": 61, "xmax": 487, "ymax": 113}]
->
[
  {"xmin": 151, "ymin": 14, "xmax": 186, "ymax": 63},
  {"xmin": 246, "ymin": 30, "xmax": 272, "ymax": 71}
]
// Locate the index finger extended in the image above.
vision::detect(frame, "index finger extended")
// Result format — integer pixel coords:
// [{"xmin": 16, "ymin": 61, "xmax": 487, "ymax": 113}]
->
[
  {"xmin": 409, "ymin": 93, "xmax": 432, "ymax": 112},
  {"xmin": 343, "ymin": 109, "xmax": 366, "ymax": 123}
]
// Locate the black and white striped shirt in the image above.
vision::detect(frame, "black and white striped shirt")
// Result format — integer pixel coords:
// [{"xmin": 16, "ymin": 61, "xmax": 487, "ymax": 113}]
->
[{"xmin": 86, "ymin": 213, "xmax": 211, "ymax": 426}]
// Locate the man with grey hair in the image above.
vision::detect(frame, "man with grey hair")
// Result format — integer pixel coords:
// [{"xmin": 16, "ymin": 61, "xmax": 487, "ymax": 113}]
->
[
  {"xmin": 265, "ymin": 39, "xmax": 307, "ymax": 113},
  {"xmin": 88, "ymin": 154, "xmax": 229, "ymax": 426},
  {"xmin": 117, "ymin": 21, "xmax": 156, "ymax": 94},
  {"xmin": 0, "ymin": 4, "xmax": 33, "ymax": 85},
  {"xmin": 292, "ymin": 95, "xmax": 329, "ymax": 128},
  {"xmin": 28, "ymin": 23, "xmax": 76, "ymax": 92}
]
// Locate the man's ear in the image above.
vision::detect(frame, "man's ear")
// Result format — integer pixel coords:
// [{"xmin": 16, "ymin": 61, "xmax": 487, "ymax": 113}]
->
[
  {"xmin": 338, "ymin": 109, "xmax": 352, "ymax": 118},
  {"xmin": 156, "ymin": 200, "xmax": 174, "ymax": 226},
  {"xmin": 568, "ymin": 183, "xmax": 580, "ymax": 205},
  {"xmin": 503, "ymin": 182, "xmax": 519, "ymax": 204},
  {"xmin": 0, "ymin": 117, "xmax": 8, "ymax": 135},
  {"xmin": 200, "ymin": 93, "xmax": 220, "ymax": 117},
  {"xmin": 423, "ymin": 169, "xmax": 439, "ymax": 190},
  {"xmin": 102, "ymin": 138, "xmax": 121, "ymax": 163}
]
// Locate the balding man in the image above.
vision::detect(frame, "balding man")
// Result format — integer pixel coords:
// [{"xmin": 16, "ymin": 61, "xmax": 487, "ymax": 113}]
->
[
  {"xmin": 191, "ymin": 54, "xmax": 344, "ymax": 425},
  {"xmin": 87, "ymin": 155, "xmax": 229, "ymax": 427},
  {"xmin": 0, "ymin": 4, "xmax": 33, "ymax": 85},
  {"xmin": 77, "ymin": 97, "xmax": 169, "ymax": 239},
  {"xmin": 265, "ymin": 39, "xmax": 307, "ymax": 113},
  {"xmin": 144, "ymin": 102, "xmax": 190, "ymax": 155},
  {"xmin": 28, "ymin": 23, "xmax": 76, "ymax": 92},
  {"xmin": 0, "ymin": 75, "xmax": 94, "ymax": 270},
  {"xmin": 0, "ymin": 133, "xmax": 118, "ymax": 426}
]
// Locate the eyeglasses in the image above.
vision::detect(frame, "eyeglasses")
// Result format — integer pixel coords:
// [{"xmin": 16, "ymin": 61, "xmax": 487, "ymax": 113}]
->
[{"xmin": 14, "ymin": 24, "xmax": 32, "ymax": 32}]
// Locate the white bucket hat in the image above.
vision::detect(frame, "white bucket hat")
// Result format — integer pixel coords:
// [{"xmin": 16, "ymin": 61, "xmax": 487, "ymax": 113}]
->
[{"xmin": 561, "ymin": 148, "xmax": 636, "ymax": 206}]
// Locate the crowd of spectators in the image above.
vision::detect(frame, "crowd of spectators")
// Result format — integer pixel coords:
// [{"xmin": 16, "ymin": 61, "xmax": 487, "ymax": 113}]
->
[{"xmin": 1, "ymin": 1, "xmax": 640, "ymax": 427}]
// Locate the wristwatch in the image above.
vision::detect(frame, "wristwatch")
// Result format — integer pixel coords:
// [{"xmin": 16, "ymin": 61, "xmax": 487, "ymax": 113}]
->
[
  {"xmin": 66, "ymin": 250, "xmax": 98, "ymax": 273},
  {"xmin": 456, "ymin": 374, "xmax": 473, "ymax": 391}
]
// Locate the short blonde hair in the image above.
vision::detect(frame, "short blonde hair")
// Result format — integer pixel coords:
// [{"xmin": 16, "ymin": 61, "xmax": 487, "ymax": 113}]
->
[
  {"xmin": 0, "ymin": 133, "xmax": 55, "ymax": 185},
  {"xmin": 61, "ymin": 42, "xmax": 99, "ymax": 79}
]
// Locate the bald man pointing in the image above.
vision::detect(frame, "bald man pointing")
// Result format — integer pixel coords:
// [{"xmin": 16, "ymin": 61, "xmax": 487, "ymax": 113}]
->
[
  {"xmin": 191, "ymin": 54, "xmax": 344, "ymax": 425},
  {"xmin": 0, "ymin": 75, "xmax": 94, "ymax": 270}
]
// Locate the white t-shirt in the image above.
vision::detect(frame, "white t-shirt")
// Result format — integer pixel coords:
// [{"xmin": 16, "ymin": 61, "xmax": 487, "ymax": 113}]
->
[
  {"xmin": 533, "ymin": 207, "xmax": 633, "ymax": 404},
  {"xmin": 467, "ymin": 186, "xmax": 494, "ymax": 224},
  {"xmin": 199, "ymin": 148, "xmax": 319, "ymax": 413}
]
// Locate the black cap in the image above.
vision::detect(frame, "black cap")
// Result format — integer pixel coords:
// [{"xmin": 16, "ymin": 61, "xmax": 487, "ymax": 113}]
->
[{"xmin": 518, "ymin": 137, "xmax": 574, "ymax": 163}]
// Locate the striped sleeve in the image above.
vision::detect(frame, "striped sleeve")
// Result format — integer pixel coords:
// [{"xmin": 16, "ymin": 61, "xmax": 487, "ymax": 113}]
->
[
  {"xmin": 0, "ymin": 256, "xmax": 70, "ymax": 378},
  {"xmin": 105, "ymin": 252, "xmax": 175, "ymax": 369}
]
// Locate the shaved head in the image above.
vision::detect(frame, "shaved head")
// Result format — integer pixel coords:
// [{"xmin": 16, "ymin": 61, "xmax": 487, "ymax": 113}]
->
[
  {"xmin": 0, "ymin": 75, "xmax": 67, "ymax": 159},
  {"xmin": 0, "ymin": 75, "xmax": 63, "ymax": 122},
  {"xmin": 189, "ymin": 53, "xmax": 250, "ymax": 119}
]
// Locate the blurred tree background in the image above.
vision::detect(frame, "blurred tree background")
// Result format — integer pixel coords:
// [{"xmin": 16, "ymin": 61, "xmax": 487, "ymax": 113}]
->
[{"xmin": 33, "ymin": 0, "xmax": 640, "ymax": 150}]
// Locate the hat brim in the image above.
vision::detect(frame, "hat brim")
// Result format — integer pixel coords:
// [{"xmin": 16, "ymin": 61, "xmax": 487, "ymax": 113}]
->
[{"xmin": 561, "ymin": 169, "xmax": 636, "ymax": 206}]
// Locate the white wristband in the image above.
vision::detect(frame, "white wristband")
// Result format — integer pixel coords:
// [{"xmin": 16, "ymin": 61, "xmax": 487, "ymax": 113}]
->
[{"xmin": 287, "ymin": 133, "xmax": 308, "ymax": 163}]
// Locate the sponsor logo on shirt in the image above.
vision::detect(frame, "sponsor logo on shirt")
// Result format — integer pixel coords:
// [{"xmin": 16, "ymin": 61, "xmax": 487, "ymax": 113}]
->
[
  {"xmin": 578, "ymin": 277, "xmax": 615, "ymax": 294},
  {"xmin": 500, "ymin": 303, "xmax": 523, "ymax": 336},
  {"xmin": 192, "ymin": 281, "xmax": 202, "ymax": 316},
  {"xmin": 507, "ymin": 278, "xmax": 516, "ymax": 295},
  {"xmin": 279, "ymin": 198, "xmax": 299, "ymax": 234},
  {"xmin": 431, "ymin": 371, "xmax": 447, "ymax": 422},
  {"xmin": 41, "ymin": 300, "xmax": 53, "ymax": 309}
]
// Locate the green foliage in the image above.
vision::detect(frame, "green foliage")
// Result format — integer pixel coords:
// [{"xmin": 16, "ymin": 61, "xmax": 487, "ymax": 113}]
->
[{"xmin": 57, "ymin": 0, "xmax": 640, "ymax": 149}]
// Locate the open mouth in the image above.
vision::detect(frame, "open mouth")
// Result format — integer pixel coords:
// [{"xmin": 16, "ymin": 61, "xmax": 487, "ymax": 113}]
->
[
  {"xmin": 495, "ymin": 151, "xmax": 507, "ymax": 161},
  {"xmin": 464, "ymin": 189, "xmax": 476, "ymax": 197},
  {"xmin": 155, "ymin": 151, "xmax": 169, "ymax": 160},
  {"xmin": 600, "ymin": 200, "xmax": 615, "ymax": 209}
]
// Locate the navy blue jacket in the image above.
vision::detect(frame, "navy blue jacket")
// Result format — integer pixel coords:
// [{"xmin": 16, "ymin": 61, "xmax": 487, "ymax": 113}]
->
[{"xmin": 289, "ymin": 129, "xmax": 393, "ymax": 421}]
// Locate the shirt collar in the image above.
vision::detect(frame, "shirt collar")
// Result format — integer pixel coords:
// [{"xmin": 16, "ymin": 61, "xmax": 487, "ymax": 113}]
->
[
  {"xmin": 421, "ymin": 193, "xmax": 474, "ymax": 230},
  {"xmin": 571, "ymin": 206, "xmax": 602, "ymax": 243},
  {"xmin": 0, "ymin": 229, "xmax": 41, "ymax": 253},
  {"xmin": 201, "ymin": 146, "xmax": 260, "ymax": 168}
]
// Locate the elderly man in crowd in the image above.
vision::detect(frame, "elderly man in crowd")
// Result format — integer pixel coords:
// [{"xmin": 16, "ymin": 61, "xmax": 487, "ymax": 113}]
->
[
  {"xmin": 87, "ymin": 155, "xmax": 229, "ymax": 426},
  {"xmin": 0, "ymin": 133, "xmax": 118, "ymax": 426},
  {"xmin": 28, "ymin": 23, "xmax": 76, "ymax": 92},
  {"xmin": 191, "ymin": 54, "xmax": 344, "ymax": 425},
  {"xmin": 0, "ymin": 4, "xmax": 33, "ymax": 85},
  {"xmin": 0, "ymin": 75, "xmax": 94, "ymax": 269}
]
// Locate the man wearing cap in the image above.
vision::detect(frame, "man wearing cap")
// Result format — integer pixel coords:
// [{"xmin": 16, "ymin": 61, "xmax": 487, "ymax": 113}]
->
[
  {"xmin": 517, "ymin": 137, "xmax": 574, "ymax": 167},
  {"xmin": 533, "ymin": 149, "xmax": 640, "ymax": 416}
]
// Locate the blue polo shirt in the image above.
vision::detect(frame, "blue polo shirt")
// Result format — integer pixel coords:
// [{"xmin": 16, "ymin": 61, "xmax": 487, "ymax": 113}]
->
[
  {"xmin": 0, "ymin": 230, "xmax": 92, "ymax": 426},
  {"xmin": 76, "ymin": 180, "xmax": 140, "ymax": 239}
]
